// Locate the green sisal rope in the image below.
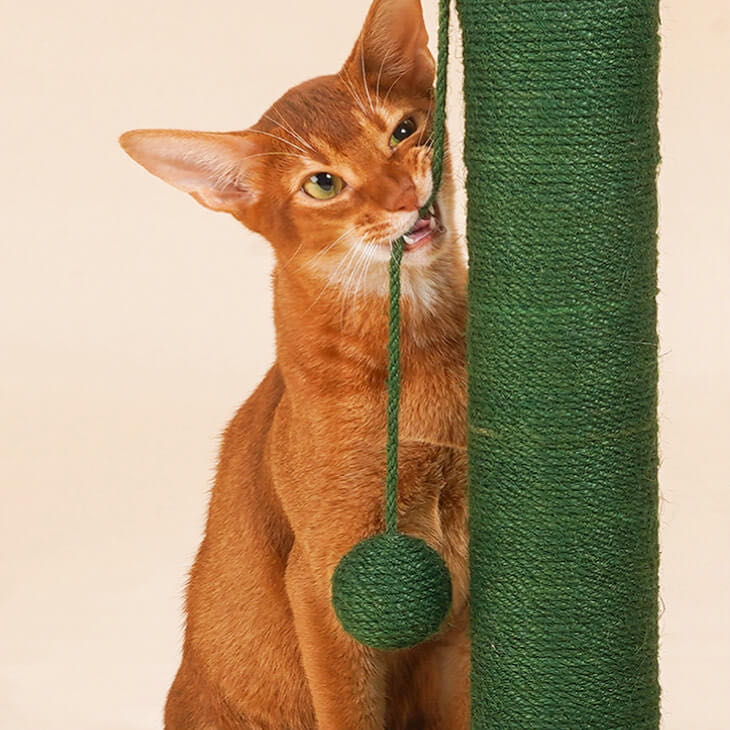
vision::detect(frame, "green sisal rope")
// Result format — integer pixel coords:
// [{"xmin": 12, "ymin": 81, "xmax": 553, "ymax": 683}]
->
[
  {"xmin": 457, "ymin": 0, "xmax": 661, "ymax": 727},
  {"xmin": 384, "ymin": 235, "xmax": 403, "ymax": 535}
]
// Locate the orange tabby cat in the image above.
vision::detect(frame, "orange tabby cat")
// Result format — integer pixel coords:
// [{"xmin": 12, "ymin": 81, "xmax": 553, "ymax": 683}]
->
[{"xmin": 121, "ymin": 0, "xmax": 469, "ymax": 727}]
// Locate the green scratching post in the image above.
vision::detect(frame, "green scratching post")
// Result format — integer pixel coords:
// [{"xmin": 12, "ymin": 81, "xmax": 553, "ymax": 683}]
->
[
  {"xmin": 332, "ymin": 0, "xmax": 453, "ymax": 652},
  {"xmin": 457, "ymin": 0, "xmax": 661, "ymax": 728}
]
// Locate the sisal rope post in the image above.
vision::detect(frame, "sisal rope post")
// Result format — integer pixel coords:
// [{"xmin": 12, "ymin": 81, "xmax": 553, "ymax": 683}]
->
[{"xmin": 456, "ymin": 0, "xmax": 662, "ymax": 727}]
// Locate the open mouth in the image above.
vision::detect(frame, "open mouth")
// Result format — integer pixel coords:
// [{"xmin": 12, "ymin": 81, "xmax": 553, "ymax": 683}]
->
[{"xmin": 402, "ymin": 203, "xmax": 443, "ymax": 252}]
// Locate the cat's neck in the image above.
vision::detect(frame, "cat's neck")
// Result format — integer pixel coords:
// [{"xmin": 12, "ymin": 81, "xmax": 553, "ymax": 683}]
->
[{"xmin": 272, "ymin": 244, "xmax": 467, "ymax": 383}]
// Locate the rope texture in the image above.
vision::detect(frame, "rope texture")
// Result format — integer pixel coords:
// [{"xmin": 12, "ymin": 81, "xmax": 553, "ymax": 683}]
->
[
  {"xmin": 330, "ymin": 532, "xmax": 452, "ymax": 650},
  {"xmin": 385, "ymin": 237, "xmax": 404, "ymax": 533},
  {"xmin": 455, "ymin": 1, "xmax": 661, "ymax": 727}
]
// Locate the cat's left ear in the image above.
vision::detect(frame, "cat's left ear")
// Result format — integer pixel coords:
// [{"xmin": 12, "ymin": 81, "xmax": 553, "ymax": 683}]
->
[
  {"xmin": 344, "ymin": 0, "xmax": 435, "ymax": 94},
  {"xmin": 119, "ymin": 129, "xmax": 262, "ymax": 218}
]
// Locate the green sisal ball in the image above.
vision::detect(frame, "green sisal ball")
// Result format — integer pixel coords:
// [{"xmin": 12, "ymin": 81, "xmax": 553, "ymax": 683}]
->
[{"xmin": 331, "ymin": 533, "xmax": 452, "ymax": 650}]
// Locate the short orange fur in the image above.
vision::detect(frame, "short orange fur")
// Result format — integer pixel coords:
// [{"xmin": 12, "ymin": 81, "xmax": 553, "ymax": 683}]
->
[{"xmin": 121, "ymin": 1, "xmax": 469, "ymax": 727}]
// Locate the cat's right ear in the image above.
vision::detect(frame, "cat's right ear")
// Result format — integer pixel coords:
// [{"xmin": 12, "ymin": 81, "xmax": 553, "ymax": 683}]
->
[
  {"xmin": 345, "ymin": 0, "xmax": 435, "ymax": 94},
  {"xmin": 119, "ymin": 129, "xmax": 262, "ymax": 218}
]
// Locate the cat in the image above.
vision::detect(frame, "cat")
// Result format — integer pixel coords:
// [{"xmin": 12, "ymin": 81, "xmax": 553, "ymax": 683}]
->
[{"xmin": 120, "ymin": 0, "xmax": 469, "ymax": 727}]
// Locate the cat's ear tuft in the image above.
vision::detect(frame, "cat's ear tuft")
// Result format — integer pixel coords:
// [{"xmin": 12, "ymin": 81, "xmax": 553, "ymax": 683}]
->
[
  {"xmin": 119, "ymin": 129, "xmax": 261, "ymax": 215},
  {"xmin": 344, "ymin": 0, "xmax": 435, "ymax": 95}
]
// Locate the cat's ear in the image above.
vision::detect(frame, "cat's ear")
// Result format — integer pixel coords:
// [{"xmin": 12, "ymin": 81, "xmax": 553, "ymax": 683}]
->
[
  {"xmin": 119, "ymin": 129, "xmax": 261, "ymax": 216},
  {"xmin": 344, "ymin": 0, "xmax": 435, "ymax": 94}
]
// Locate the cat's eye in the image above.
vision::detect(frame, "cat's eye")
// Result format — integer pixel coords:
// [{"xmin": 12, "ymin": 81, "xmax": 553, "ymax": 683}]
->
[
  {"xmin": 302, "ymin": 172, "xmax": 344, "ymax": 200},
  {"xmin": 390, "ymin": 118, "xmax": 417, "ymax": 147}
]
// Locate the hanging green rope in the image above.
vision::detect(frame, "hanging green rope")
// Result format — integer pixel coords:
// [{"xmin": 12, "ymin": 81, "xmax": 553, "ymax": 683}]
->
[
  {"xmin": 385, "ymin": 0, "xmax": 451, "ymax": 537},
  {"xmin": 331, "ymin": 0, "xmax": 453, "ymax": 652},
  {"xmin": 384, "ymin": 234, "xmax": 403, "ymax": 536},
  {"xmin": 457, "ymin": 0, "xmax": 661, "ymax": 727}
]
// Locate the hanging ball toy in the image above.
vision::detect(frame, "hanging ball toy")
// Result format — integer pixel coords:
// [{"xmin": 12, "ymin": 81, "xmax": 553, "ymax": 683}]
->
[
  {"xmin": 331, "ymin": 1, "xmax": 455, "ymax": 653},
  {"xmin": 329, "ymin": 231, "xmax": 453, "ymax": 651},
  {"xmin": 332, "ymin": 533, "xmax": 452, "ymax": 650}
]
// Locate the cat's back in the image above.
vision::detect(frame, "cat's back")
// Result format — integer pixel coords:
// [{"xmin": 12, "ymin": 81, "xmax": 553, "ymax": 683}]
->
[
  {"xmin": 207, "ymin": 362, "xmax": 288, "ymax": 537},
  {"xmin": 190, "ymin": 362, "xmax": 291, "ymax": 609},
  {"xmin": 183, "ymin": 363, "xmax": 295, "ymax": 665},
  {"xmin": 220, "ymin": 362, "xmax": 285, "ymax": 472}
]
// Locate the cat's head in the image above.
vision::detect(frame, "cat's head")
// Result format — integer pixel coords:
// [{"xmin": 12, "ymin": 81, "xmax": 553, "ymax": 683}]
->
[{"xmin": 121, "ymin": 0, "xmax": 450, "ymax": 287}]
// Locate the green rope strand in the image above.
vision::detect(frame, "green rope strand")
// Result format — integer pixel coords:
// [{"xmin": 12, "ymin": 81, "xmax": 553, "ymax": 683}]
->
[
  {"xmin": 428, "ymin": 0, "xmax": 451, "ymax": 201},
  {"xmin": 384, "ymin": 0, "xmax": 450, "ymax": 535},
  {"xmin": 385, "ymin": 236, "xmax": 403, "ymax": 534}
]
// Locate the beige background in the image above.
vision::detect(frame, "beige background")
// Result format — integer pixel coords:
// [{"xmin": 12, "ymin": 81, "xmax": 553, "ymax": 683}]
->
[{"xmin": 1, "ymin": 1, "xmax": 728, "ymax": 728}]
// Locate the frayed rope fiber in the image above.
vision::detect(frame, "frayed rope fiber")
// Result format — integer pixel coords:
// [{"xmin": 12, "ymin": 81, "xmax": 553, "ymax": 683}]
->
[{"xmin": 456, "ymin": 0, "xmax": 662, "ymax": 727}]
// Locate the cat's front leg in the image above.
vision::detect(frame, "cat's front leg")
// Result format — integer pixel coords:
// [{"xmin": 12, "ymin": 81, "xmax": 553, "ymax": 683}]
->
[{"xmin": 285, "ymin": 541, "xmax": 386, "ymax": 730}]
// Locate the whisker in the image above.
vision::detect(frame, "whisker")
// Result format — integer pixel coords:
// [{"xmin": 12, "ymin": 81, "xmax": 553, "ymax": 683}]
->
[
  {"xmin": 352, "ymin": 240, "xmax": 375, "ymax": 294},
  {"xmin": 265, "ymin": 111, "xmax": 316, "ymax": 153},
  {"xmin": 358, "ymin": 242, "xmax": 383, "ymax": 311},
  {"xmin": 360, "ymin": 46, "xmax": 375, "ymax": 114},
  {"xmin": 417, "ymin": 105, "xmax": 436, "ymax": 146},
  {"xmin": 340, "ymin": 69, "xmax": 369, "ymax": 116},
  {"xmin": 354, "ymin": 239, "xmax": 379, "ymax": 299},
  {"xmin": 340, "ymin": 240, "xmax": 366, "ymax": 301},
  {"xmin": 248, "ymin": 128, "xmax": 310, "ymax": 154},
  {"xmin": 330, "ymin": 241, "xmax": 361, "ymax": 287},
  {"xmin": 357, "ymin": 241, "xmax": 379, "ymax": 296},
  {"xmin": 306, "ymin": 237, "xmax": 362, "ymax": 313},
  {"xmin": 340, "ymin": 240, "xmax": 374, "ymax": 325},
  {"xmin": 308, "ymin": 225, "xmax": 359, "ymax": 266},
  {"xmin": 240, "ymin": 152, "xmax": 309, "ymax": 162},
  {"xmin": 374, "ymin": 50, "xmax": 393, "ymax": 111},
  {"xmin": 344, "ymin": 74, "xmax": 369, "ymax": 116},
  {"xmin": 383, "ymin": 69, "xmax": 409, "ymax": 106},
  {"xmin": 279, "ymin": 241, "xmax": 305, "ymax": 271}
]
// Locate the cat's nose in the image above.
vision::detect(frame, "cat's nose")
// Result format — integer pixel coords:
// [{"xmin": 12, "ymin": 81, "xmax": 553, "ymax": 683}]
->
[{"xmin": 378, "ymin": 173, "xmax": 419, "ymax": 213}]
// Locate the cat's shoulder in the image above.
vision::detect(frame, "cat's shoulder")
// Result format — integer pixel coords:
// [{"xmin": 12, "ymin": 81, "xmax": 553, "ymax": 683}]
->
[{"xmin": 221, "ymin": 363, "xmax": 285, "ymax": 450}]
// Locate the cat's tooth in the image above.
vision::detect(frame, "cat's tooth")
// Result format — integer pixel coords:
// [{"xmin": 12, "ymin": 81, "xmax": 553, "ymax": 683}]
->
[{"xmin": 404, "ymin": 233, "xmax": 414, "ymax": 245}]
